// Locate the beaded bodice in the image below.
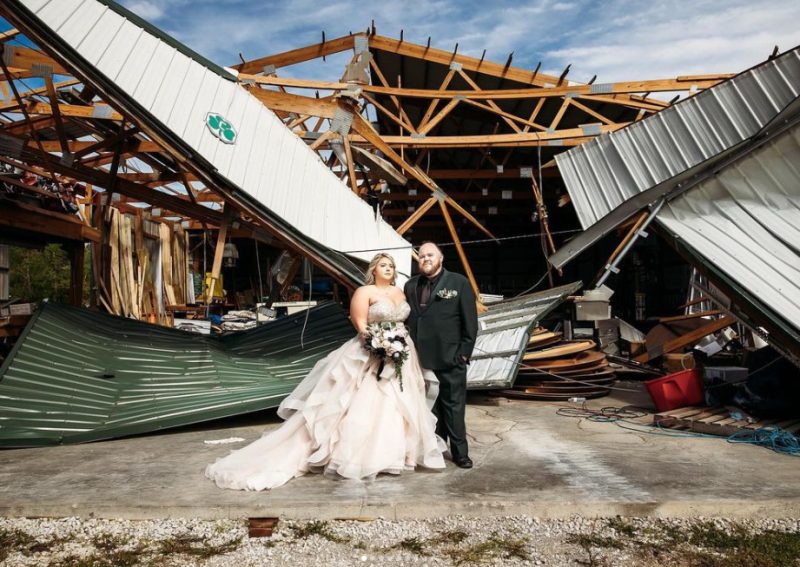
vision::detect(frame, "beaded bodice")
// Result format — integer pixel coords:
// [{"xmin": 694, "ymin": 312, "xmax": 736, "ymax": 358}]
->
[{"xmin": 367, "ymin": 299, "xmax": 411, "ymax": 323}]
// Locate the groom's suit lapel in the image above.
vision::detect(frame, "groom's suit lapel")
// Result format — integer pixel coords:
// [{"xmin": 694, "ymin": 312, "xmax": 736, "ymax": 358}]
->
[{"xmin": 410, "ymin": 275, "xmax": 422, "ymax": 313}]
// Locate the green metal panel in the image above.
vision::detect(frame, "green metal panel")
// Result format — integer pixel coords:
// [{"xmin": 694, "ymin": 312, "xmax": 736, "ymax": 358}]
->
[{"xmin": 0, "ymin": 302, "xmax": 355, "ymax": 447}]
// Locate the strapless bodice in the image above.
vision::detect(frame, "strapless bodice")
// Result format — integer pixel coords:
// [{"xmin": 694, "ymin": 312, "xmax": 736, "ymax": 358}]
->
[{"xmin": 368, "ymin": 299, "xmax": 411, "ymax": 323}]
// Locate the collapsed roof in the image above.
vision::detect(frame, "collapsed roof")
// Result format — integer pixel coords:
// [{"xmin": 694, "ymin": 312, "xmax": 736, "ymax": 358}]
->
[
  {"xmin": 3, "ymin": 0, "xmax": 413, "ymax": 283},
  {"xmin": 553, "ymin": 47, "xmax": 800, "ymax": 363},
  {"xmin": 0, "ymin": 301, "xmax": 354, "ymax": 447}
]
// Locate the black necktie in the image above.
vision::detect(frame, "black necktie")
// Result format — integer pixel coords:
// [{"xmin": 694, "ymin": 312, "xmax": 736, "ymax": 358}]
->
[{"xmin": 420, "ymin": 278, "xmax": 433, "ymax": 308}]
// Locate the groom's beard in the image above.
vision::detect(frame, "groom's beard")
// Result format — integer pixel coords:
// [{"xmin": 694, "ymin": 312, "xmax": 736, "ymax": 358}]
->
[{"xmin": 420, "ymin": 259, "xmax": 442, "ymax": 277}]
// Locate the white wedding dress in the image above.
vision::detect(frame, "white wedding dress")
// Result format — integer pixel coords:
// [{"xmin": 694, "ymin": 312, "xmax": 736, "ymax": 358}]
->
[{"xmin": 206, "ymin": 299, "xmax": 446, "ymax": 490}]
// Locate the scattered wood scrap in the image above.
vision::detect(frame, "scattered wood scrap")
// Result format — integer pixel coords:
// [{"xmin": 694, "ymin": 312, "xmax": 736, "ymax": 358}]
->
[{"xmin": 499, "ymin": 327, "xmax": 616, "ymax": 400}]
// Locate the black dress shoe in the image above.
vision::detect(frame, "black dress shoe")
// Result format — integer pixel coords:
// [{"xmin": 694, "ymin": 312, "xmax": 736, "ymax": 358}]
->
[{"xmin": 454, "ymin": 456, "xmax": 473, "ymax": 469}]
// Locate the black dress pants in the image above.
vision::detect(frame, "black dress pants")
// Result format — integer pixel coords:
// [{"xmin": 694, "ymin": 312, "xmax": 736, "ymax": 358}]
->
[{"xmin": 433, "ymin": 363, "xmax": 468, "ymax": 460}]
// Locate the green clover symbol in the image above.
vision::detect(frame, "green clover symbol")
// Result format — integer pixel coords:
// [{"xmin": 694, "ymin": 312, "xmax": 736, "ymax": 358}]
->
[{"xmin": 206, "ymin": 113, "xmax": 236, "ymax": 143}]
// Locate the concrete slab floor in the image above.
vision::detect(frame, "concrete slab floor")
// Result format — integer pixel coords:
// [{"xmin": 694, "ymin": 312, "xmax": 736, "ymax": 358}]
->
[{"xmin": 1, "ymin": 381, "xmax": 798, "ymax": 520}]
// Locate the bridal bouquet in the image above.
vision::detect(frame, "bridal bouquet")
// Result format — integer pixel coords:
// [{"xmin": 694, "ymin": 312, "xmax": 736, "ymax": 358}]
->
[{"xmin": 362, "ymin": 321, "xmax": 410, "ymax": 391}]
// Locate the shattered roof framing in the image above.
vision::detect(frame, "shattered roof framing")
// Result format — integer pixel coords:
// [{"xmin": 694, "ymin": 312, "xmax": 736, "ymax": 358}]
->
[
  {"xmin": 232, "ymin": 28, "xmax": 731, "ymax": 295},
  {"xmin": 0, "ymin": 301, "xmax": 354, "ymax": 447},
  {"xmin": 553, "ymin": 47, "xmax": 800, "ymax": 362},
  {"xmin": 1, "ymin": 0, "xmax": 414, "ymax": 285}
]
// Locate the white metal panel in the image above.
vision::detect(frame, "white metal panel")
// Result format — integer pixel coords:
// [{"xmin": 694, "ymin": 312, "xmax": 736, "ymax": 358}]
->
[
  {"xmin": 114, "ymin": 32, "xmax": 158, "ymax": 96},
  {"xmin": 95, "ymin": 19, "xmax": 142, "ymax": 80},
  {"xmin": 196, "ymin": 75, "xmax": 237, "ymax": 162},
  {"xmin": 20, "ymin": 0, "xmax": 52, "ymax": 13},
  {"xmin": 556, "ymin": 48, "xmax": 800, "ymax": 231},
  {"xmin": 58, "ymin": 1, "xmax": 105, "ymax": 48},
  {"xmin": 30, "ymin": 0, "xmax": 83, "ymax": 31},
  {"xmin": 76, "ymin": 8, "xmax": 124, "ymax": 66},
  {"xmin": 163, "ymin": 58, "xmax": 205, "ymax": 138},
  {"xmin": 133, "ymin": 41, "xmax": 175, "ymax": 111},
  {"xmin": 224, "ymin": 94, "xmax": 262, "ymax": 188},
  {"xmin": 253, "ymin": 113, "xmax": 284, "ymax": 203},
  {"xmin": 149, "ymin": 50, "xmax": 192, "ymax": 121},
  {"xmin": 211, "ymin": 85, "xmax": 251, "ymax": 181},
  {"xmin": 658, "ymin": 123, "xmax": 800, "ymax": 328},
  {"xmin": 180, "ymin": 69, "xmax": 221, "ymax": 150},
  {"xmin": 242, "ymin": 110, "xmax": 274, "ymax": 197}
]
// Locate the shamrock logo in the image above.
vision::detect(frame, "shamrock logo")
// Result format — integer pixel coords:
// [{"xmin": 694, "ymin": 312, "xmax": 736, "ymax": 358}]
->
[{"xmin": 205, "ymin": 112, "xmax": 237, "ymax": 144}]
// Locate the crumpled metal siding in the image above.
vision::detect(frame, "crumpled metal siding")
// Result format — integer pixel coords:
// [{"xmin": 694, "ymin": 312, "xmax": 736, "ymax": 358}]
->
[
  {"xmin": 556, "ymin": 48, "xmax": 800, "ymax": 230},
  {"xmin": 0, "ymin": 302, "xmax": 354, "ymax": 447},
  {"xmin": 467, "ymin": 282, "xmax": 581, "ymax": 389},
  {"xmin": 657, "ymin": 124, "xmax": 800, "ymax": 329}
]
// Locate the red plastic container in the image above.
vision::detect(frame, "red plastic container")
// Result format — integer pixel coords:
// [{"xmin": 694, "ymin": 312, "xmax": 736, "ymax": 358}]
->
[{"xmin": 645, "ymin": 368, "xmax": 704, "ymax": 412}]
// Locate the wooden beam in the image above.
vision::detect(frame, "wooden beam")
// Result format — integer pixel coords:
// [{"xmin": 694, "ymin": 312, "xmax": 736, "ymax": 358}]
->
[
  {"xmin": 0, "ymin": 198, "xmax": 101, "ymax": 242},
  {"xmin": 0, "ymin": 79, "xmax": 80, "ymax": 112},
  {"xmin": 457, "ymin": 68, "xmax": 522, "ymax": 133},
  {"xmin": 2, "ymin": 45, "xmax": 69, "ymax": 75},
  {"xmin": 241, "ymin": 73, "xmax": 726, "ymax": 102},
  {"xmin": 418, "ymin": 97, "xmax": 459, "ymax": 135},
  {"xmin": 460, "ymin": 97, "xmax": 546, "ymax": 131},
  {"xmin": 233, "ymin": 34, "xmax": 357, "ymax": 74},
  {"xmin": 26, "ymin": 101, "xmax": 123, "ymax": 121},
  {"xmin": 342, "ymin": 134, "xmax": 359, "ymax": 193},
  {"xmin": 418, "ymin": 69, "xmax": 455, "ymax": 130},
  {"xmin": 396, "ymin": 196, "xmax": 437, "ymax": 234},
  {"xmin": 43, "ymin": 75, "xmax": 71, "ymax": 156},
  {"xmin": 634, "ymin": 315, "xmax": 737, "ymax": 363},
  {"xmin": 438, "ymin": 199, "xmax": 480, "ymax": 298},
  {"xmin": 426, "ymin": 168, "xmax": 557, "ymax": 179},
  {"xmin": 567, "ymin": 97, "xmax": 616, "ymax": 125},
  {"xmin": 368, "ymin": 57, "xmax": 417, "ymax": 133},
  {"xmin": 206, "ymin": 206, "xmax": 235, "ymax": 303},
  {"xmin": 361, "ymin": 91, "xmax": 417, "ymax": 133},
  {"xmin": 345, "ymin": 123, "xmax": 625, "ymax": 147},
  {"xmin": 0, "ymin": 29, "xmax": 21, "ymax": 42}
]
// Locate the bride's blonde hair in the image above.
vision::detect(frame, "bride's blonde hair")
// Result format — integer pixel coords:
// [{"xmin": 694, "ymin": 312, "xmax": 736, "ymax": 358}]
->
[{"xmin": 365, "ymin": 252, "xmax": 396, "ymax": 286}]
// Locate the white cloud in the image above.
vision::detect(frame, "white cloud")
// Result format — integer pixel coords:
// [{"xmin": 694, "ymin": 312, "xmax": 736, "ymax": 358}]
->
[
  {"xmin": 544, "ymin": 1, "xmax": 800, "ymax": 82},
  {"xmin": 117, "ymin": 0, "xmax": 800, "ymax": 85},
  {"xmin": 122, "ymin": 0, "xmax": 166, "ymax": 21}
]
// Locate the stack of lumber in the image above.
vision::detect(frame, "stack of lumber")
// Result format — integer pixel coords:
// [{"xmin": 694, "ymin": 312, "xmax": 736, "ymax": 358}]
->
[
  {"xmin": 102, "ymin": 209, "xmax": 186, "ymax": 324},
  {"xmin": 500, "ymin": 327, "xmax": 615, "ymax": 400}
]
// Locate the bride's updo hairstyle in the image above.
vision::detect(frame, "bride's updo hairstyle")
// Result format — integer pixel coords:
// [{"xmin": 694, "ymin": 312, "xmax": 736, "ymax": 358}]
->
[{"xmin": 365, "ymin": 252, "xmax": 396, "ymax": 286}]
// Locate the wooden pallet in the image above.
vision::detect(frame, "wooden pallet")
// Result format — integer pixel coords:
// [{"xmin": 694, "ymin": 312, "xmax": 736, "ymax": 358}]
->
[{"xmin": 654, "ymin": 406, "xmax": 800, "ymax": 437}]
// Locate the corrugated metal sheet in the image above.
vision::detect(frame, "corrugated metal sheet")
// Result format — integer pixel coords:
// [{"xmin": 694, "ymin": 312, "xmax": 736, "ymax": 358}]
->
[
  {"xmin": 657, "ymin": 123, "xmax": 800, "ymax": 334},
  {"xmin": 13, "ymin": 0, "xmax": 412, "ymax": 279},
  {"xmin": 0, "ymin": 301, "xmax": 354, "ymax": 447},
  {"xmin": 555, "ymin": 48, "xmax": 800, "ymax": 231},
  {"xmin": 553, "ymin": 48, "xmax": 800, "ymax": 354},
  {"xmin": 467, "ymin": 282, "xmax": 581, "ymax": 389}
]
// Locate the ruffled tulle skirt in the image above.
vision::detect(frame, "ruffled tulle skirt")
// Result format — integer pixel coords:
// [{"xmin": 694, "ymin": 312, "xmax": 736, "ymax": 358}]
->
[{"xmin": 206, "ymin": 335, "xmax": 446, "ymax": 490}]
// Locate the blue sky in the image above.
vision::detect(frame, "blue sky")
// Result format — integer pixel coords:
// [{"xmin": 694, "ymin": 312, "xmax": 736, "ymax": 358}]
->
[
  {"xmin": 114, "ymin": 0, "xmax": 800, "ymax": 83},
  {"xmin": 1, "ymin": 1, "xmax": 799, "ymax": 85}
]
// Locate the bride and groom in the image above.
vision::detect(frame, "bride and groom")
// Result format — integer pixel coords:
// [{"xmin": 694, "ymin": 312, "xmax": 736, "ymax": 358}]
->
[{"xmin": 206, "ymin": 242, "xmax": 479, "ymax": 491}]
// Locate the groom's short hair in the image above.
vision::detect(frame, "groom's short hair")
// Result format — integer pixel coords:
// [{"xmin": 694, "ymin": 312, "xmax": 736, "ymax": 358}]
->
[{"xmin": 419, "ymin": 241, "xmax": 443, "ymax": 258}]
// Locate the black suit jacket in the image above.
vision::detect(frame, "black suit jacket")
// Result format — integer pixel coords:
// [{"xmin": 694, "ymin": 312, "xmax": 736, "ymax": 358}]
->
[{"xmin": 404, "ymin": 269, "xmax": 478, "ymax": 371}]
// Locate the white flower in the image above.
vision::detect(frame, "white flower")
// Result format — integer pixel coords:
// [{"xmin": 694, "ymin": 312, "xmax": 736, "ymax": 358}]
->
[
  {"xmin": 371, "ymin": 338, "xmax": 380, "ymax": 349},
  {"xmin": 391, "ymin": 340, "xmax": 404, "ymax": 352},
  {"xmin": 381, "ymin": 339, "xmax": 391, "ymax": 349}
]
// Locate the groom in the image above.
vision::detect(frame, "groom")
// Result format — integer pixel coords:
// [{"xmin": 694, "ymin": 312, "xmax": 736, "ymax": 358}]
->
[{"xmin": 404, "ymin": 242, "xmax": 478, "ymax": 469}]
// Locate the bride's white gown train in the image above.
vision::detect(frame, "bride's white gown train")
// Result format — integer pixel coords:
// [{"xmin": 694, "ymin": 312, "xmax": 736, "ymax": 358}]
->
[{"xmin": 206, "ymin": 300, "xmax": 446, "ymax": 490}]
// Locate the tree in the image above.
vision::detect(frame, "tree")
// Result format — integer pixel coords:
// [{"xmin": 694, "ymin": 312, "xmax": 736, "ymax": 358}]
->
[{"xmin": 9, "ymin": 244, "xmax": 74, "ymax": 303}]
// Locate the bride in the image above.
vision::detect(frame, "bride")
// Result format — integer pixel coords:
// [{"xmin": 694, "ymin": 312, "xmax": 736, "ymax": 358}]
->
[{"xmin": 206, "ymin": 252, "xmax": 446, "ymax": 490}]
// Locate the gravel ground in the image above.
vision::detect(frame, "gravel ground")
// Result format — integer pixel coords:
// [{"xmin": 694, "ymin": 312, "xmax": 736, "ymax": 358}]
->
[{"xmin": 1, "ymin": 515, "xmax": 799, "ymax": 566}]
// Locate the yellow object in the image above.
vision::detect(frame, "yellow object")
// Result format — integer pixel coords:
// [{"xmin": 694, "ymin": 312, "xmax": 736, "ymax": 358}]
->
[{"xmin": 203, "ymin": 272, "xmax": 225, "ymax": 301}]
